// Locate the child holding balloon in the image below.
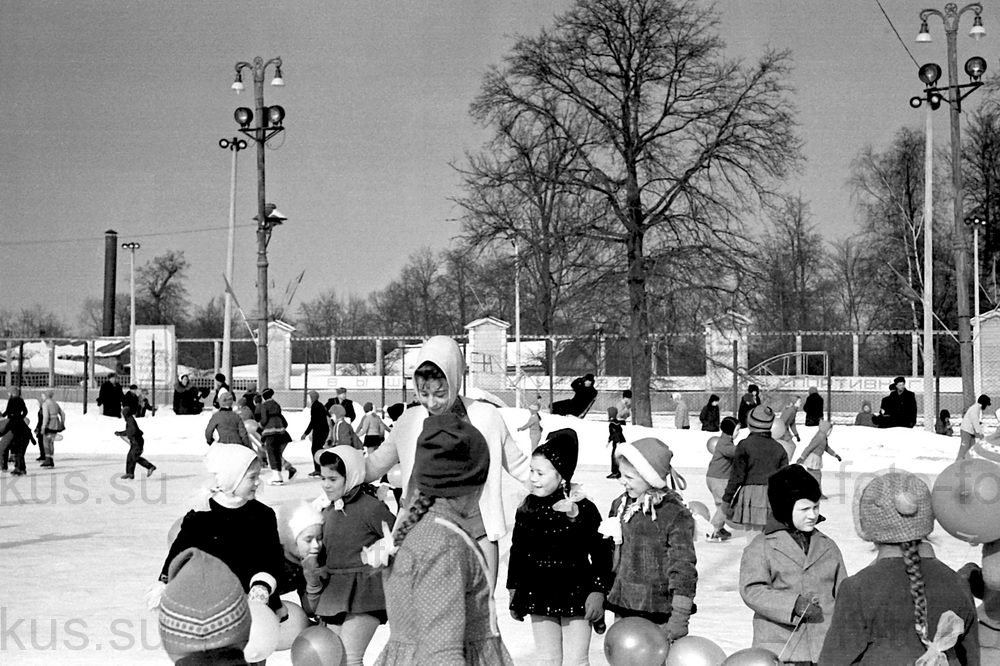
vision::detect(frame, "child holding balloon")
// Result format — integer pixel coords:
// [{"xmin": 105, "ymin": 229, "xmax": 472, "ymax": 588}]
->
[
  {"xmin": 603, "ymin": 437, "xmax": 697, "ymax": 642},
  {"xmin": 739, "ymin": 465, "xmax": 847, "ymax": 665},
  {"xmin": 506, "ymin": 428, "xmax": 614, "ymax": 665},
  {"xmin": 313, "ymin": 445, "xmax": 395, "ymax": 666}
]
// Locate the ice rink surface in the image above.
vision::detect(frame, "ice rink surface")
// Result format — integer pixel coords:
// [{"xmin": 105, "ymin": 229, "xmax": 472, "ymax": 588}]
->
[{"xmin": 0, "ymin": 402, "xmax": 985, "ymax": 664}]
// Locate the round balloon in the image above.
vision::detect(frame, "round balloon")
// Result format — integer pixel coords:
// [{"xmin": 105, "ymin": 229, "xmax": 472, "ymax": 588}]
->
[
  {"xmin": 276, "ymin": 601, "xmax": 311, "ymax": 651},
  {"xmin": 932, "ymin": 458, "xmax": 1000, "ymax": 544},
  {"xmin": 291, "ymin": 625, "xmax": 346, "ymax": 666},
  {"xmin": 706, "ymin": 436, "xmax": 720, "ymax": 455},
  {"xmin": 243, "ymin": 602, "xmax": 280, "ymax": 663},
  {"xmin": 603, "ymin": 617, "xmax": 670, "ymax": 666},
  {"xmin": 386, "ymin": 464, "xmax": 403, "ymax": 489},
  {"xmin": 667, "ymin": 635, "xmax": 727, "ymax": 666},
  {"xmin": 688, "ymin": 501, "xmax": 711, "ymax": 522},
  {"xmin": 722, "ymin": 646, "xmax": 780, "ymax": 665}
]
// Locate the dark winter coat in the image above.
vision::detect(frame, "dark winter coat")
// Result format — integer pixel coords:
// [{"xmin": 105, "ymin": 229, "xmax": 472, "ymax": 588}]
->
[
  {"xmin": 2, "ymin": 396, "xmax": 28, "ymax": 423},
  {"xmin": 205, "ymin": 409, "xmax": 251, "ymax": 447},
  {"xmin": 97, "ymin": 380, "xmax": 123, "ymax": 417},
  {"xmin": 706, "ymin": 433, "xmax": 738, "ymax": 480},
  {"xmin": 122, "ymin": 390, "xmax": 140, "ymax": 416},
  {"xmin": 722, "ymin": 432, "xmax": 789, "ymax": 505},
  {"xmin": 115, "ymin": 413, "xmax": 144, "ymax": 445},
  {"xmin": 878, "ymin": 389, "xmax": 918, "ymax": 429},
  {"xmin": 699, "ymin": 401, "xmax": 720, "ymax": 432},
  {"xmin": 803, "ymin": 392, "xmax": 824, "ymax": 426},
  {"xmin": 551, "ymin": 376, "xmax": 598, "ymax": 417},
  {"xmin": 303, "ymin": 400, "xmax": 330, "ymax": 442},
  {"xmin": 738, "ymin": 392, "xmax": 760, "ymax": 428},
  {"xmin": 173, "ymin": 381, "xmax": 203, "ymax": 415}
]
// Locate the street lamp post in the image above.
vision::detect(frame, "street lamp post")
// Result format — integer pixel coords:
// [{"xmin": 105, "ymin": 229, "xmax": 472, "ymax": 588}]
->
[
  {"xmin": 232, "ymin": 56, "xmax": 285, "ymax": 392},
  {"xmin": 218, "ymin": 136, "xmax": 248, "ymax": 386},
  {"xmin": 969, "ymin": 213, "xmax": 988, "ymax": 395},
  {"xmin": 916, "ymin": 2, "xmax": 987, "ymax": 407},
  {"xmin": 122, "ymin": 241, "xmax": 141, "ymax": 387}
]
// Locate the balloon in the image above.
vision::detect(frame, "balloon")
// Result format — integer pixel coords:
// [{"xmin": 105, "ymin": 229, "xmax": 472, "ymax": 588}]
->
[
  {"xmin": 932, "ymin": 458, "xmax": 1000, "ymax": 544},
  {"xmin": 276, "ymin": 601, "xmax": 311, "ymax": 651},
  {"xmin": 166, "ymin": 516, "xmax": 183, "ymax": 546},
  {"xmin": 386, "ymin": 464, "xmax": 403, "ymax": 489},
  {"xmin": 291, "ymin": 625, "xmax": 346, "ymax": 666},
  {"xmin": 688, "ymin": 501, "xmax": 711, "ymax": 522},
  {"xmin": 603, "ymin": 617, "xmax": 670, "ymax": 666},
  {"xmin": 244, "ymin": 602, "xmax": 280, "ymax": 662},
  {"xmin": 667, "ymin": 635, "xmax": 727, "ymax": 666},
  {"xmin": 706, "ymin": 436, "xmax": 720, "ymax": 455},
  {"xmin": 721, "ymin": 647, "xmax": 780, "ymax": 665}
]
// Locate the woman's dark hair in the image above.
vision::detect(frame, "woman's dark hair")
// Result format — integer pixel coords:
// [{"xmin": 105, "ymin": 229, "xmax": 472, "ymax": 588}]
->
[
  {"xmin": 317, "ymin": 450, "xmax": 347, "ymax": 477},
  {"xmin": 413, "ymin": 361, "xmax": 447, "ymax": 386},
  {"xmin": 939, "ymin": 409, "xmax": 951, "ymax": 420}
]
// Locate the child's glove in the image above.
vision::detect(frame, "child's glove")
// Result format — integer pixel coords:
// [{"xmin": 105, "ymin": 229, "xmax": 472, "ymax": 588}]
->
[
  {"xmin": 145, "ymin": 581, "xmax": 167, "ymax": 611},
  {"xmin": 360, "ymin": 521, "xmax": 398, "ymax": 568},
  {"xmin": 793, "ymin": 595, "xmax": 823, "ymax": 622},
  {"xmin": 598, "ymin": 517, "xmax": 622, "ymax": 545},
  {"xmin": 302, "ymin": 555, "xmax": 325, "ymax": 594},
  {"xmin": 247, "ymin": 583, "xmax": 271, "ymax": 604},
  {"xmin": 665, "ymin": 595, "xmax": 693, "ymax": 641},
  {"xmin": 834, "ymin": 454, "xmax": 843, "ymax": 462}
]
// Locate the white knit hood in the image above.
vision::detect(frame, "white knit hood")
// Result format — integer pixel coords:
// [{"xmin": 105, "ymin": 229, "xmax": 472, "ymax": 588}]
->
[{"xmin": 413, "ymin": 335, "xmax": 465, "ymax": 407}]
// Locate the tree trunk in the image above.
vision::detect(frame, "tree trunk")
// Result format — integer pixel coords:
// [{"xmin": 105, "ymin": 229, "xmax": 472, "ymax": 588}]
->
[{"xmin": 626, "ymin": 226, "xmax": 652, "ymax": 427}]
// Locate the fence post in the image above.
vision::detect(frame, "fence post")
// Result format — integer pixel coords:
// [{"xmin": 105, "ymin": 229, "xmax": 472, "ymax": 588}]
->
[
  {"xmin": 650, "ymin": 336, "xmax": 659, "ymax": 375},
  {"xmin": 213, "ymin": 341, "xmax": 221, "ymax": 379},
  {"xmin": 89, "ymin": 340, "xmax": 96, "ymax": 387},
  {"xmin": 598, "ymin": 332, "xmax": 607, "ymax": 376},
  {"xmin": 82, "ymin": 340, "xmax": 89, "ymax": 414},
  {"xmin": 911, "ymin": 332, "xmax": 919, "ymax": 378},
  {"xmin": 48, "ymin": 341, "xmax": 56, "ymax": 389},
  {"xmin": 852, "ymin": 333, "xmax": 859, "ymax": 377},
  {"xmin": 399, "ymin": 339, "xmax": 406, "ymax": 403},
  {"xmin": 549, "ymin": 337, "xmax": 556, "ymax": 409},
  {"xmin": 796, "ymin": 334, "xmax": 803, "ymax": 375},
  {"xmin": 17, "ymin": 341, "xmax": 24, "ymax": 389},
  {"xmin": 376, "ymin": 338, "xmax": 385, "ymax": 409},
  {"xmin": 826, "ymin": 359, "xmax": 833, "ymax": 421},
  {"xmin": 329, "ymin": 338, "xmax": 337, "ymax": 376},
  {"xmin": 732, "ymin": 340, "xmax": 739, "ymax": 416}
]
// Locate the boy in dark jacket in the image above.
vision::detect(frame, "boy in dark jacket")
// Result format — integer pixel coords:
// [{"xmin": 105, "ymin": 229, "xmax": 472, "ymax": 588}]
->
[
  {"xmin": 706, "ymin": 416, "xmax": 739, "ymax": 542},
  {"xmin": 115, "ymin": 404, "xmax": 156, "ymax": 479},
  {"xmin": 606, "ymin": 406, "xmax": 626, "ymax": 479}
]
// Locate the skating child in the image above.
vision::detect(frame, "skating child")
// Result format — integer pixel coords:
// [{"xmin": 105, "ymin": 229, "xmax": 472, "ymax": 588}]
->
[
  {"xmin": 157, "ymin": 547, "xmax": 253, "ymax": 665},
  {"xmin": 115, "ymin": 404, "xmax": 156, "ymax": 479},
  {"xmin": 375, "ymin": 409, "xmax": 515, "ymax": 665},
  {"xmin": 606, "ymin": 406, "xmax": 626, "ymax": 479},
  {"xmin": 356, "ymin": 402, "xmax": 388, "ymax": 450},
  {"xmin": 275, "ymin": 499, "xmax": 325, "ymax": 617},
  {"xmin": 705, "ymin": 416, "xmax": 739, "ymax": 542},
  {"xmin": 936, "ymin": 409, "xmax": 954, "ymax": 437},
  {"xmin": 604, "ymin": 437, "xmax": 697, "ymax": 642},
  {"xmin": 740, "ymin": 465, "xmax": 847, "ymax": 665},
  {"xmin": 819, "ymin": 470, "xmax": 979, "ymax": 664},
  {"xmin": 204, "ymin": 391, "xmax": 251, "ymax": 447},
  {"xmin": 507, "ymin": 429, "xmax": 614, "ymax": 664},
  {"xmin": 723, "ymin": 405, "xmax": 789, "ymax": 532},
  {"xmin": 328, "ymin": 404, "xmax": 359, "ymax": 449},
  {"xmin": 795, "ymin": 421, "xmax": 840, "ymax": 499},
  {"xmin": 517, "ymin": 403, "xmax": 543, "ymax": 452},
  {"xmin": 314, "ymin": 445, "xmax": 394, "ymax": 666},
  {"xmin": 364, "ymin": 335, "xmax": 530, "ymax": 587},
  {"xmin": 150, "ymin": 444, "xmax": 285, "ymax": 620}
]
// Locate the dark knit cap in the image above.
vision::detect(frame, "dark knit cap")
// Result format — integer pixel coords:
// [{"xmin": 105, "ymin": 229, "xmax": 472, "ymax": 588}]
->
[
  {"xmin": 747, "ymin": 405, "xmax": 775, "ymax": 432},
  {"xmin": 215, "ymin": 373, "xmax": 227, "ymax": 383},
  {"xmin": 261, "ymin": 388, "xmax": 274, "ymax": 400},
  {"xmin": 768, "ymin": 465, "xmax": 821, "ymax": 527},
  {"xmin": 386, "ymin": 403, "xmax": 405, "ymax": 422},
  {"xmin": 413, "ymin": 413, "xmax": 489, "ymax": 498},
  {"xmin": 533, "ymin": 428, "xmax": 579, "ymax": 483},
  {"xmin": 158, "ymin": 548, "xmax": 251, "ymax": 661}
]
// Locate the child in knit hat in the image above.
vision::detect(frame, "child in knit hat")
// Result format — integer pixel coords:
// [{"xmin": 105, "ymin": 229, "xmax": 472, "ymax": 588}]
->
[
  {"xmin": 275, "ymin": 499, "xmax": 325, "ymax": 617},
  {"xmin": 819, "ymin": 470, "xmax": 980, "ymax": 665},
  {"xmin": 605, "ymin": 437, "xmax": 698, "ymax": 643},
  {"xmin": 796, "ymin": 421, "xmax": 841, "ymax": 500},
  {"xmin": 723, "ymin": 405, "xmax": 789, "ymax": 532},
  {"xmin": 739, "ymin": 465, "xmax": 847, "ymax": 665},
  {"xmin": 158, "ymin": 547, "xmax": 252, "ymax": 665},
  {"xmin": 152, "ymin": 445, "xmax": 285, "ymax": 625},
  {"xmin": 312, "ymin": 445, "xmax": 394, "ymax": 666},
  {"xmin": 375, "ymin": 406, "xmax": 515, "ymax": 665},
  {"xmin": 506, "ymin": 429, "xmax": 614, "ymax": 663}
]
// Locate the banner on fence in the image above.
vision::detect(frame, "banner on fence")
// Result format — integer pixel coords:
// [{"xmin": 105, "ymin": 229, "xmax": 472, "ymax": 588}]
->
[{"xmin": 134, "ymin": 325, "xmax": 176, "ymax": 389}]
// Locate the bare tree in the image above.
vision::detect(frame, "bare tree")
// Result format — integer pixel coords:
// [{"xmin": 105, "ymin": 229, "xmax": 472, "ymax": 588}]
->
[
  {"xmin": 136, "ymin": 250, "xmax": 190, "ymax": 325},
  {"xmin": 473, "ymin": 0, "xmax": 801, "ymax": 424},
  {"xmin": 77, "ymin": 295, "xmax": 130, "ymax": 336}
]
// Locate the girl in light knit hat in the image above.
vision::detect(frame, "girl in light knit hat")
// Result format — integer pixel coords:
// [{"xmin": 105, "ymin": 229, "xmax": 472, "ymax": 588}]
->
[{"xmin": 819, "ymin": 470, "xmax": 979, "ymax": 665}]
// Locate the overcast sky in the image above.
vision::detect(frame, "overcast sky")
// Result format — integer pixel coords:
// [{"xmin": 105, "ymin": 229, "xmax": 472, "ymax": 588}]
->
[{"xmin": 0, "ymin": 0, "xmax": 990, "ymax": 330}]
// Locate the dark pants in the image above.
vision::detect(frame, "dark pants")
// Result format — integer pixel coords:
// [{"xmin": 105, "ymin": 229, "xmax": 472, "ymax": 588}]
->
[
  {"xmin": 311, "ymin": 432, "xmax": 329, "ymax": 473},
  {"xmin": 0, "ymin": 431, "xmax": 10, "ymax": 469},
  {"xmin": 264, "ymin": 434, "xmax": 289, "ymax": 472},
  {"xmin": 609, "ymin": 440, "xmax": 622, "ymax": 475},
  {"xmin": 126, "ymin": 438, "xmax": 154, "ymax": 475}
]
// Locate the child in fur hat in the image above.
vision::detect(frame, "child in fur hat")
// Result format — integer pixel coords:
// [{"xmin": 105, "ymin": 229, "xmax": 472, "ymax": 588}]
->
[
  {"xmin": 158, "ymin": 547, "xmax": 252, "ymax": 665},
  {"xmin": 740, "ymin": 465, "xmax": 847, "ymax": 665},
  {"xmin": 151, "ymin": 445, "xmax": 284, "ymax": 622},
  {"xmin": 313, "ymin": 445, "xmax": 394, "ymax": 666},
  {"xmin": 605, "ymin": 437, "xmax": 698, "ymax": 642},
  {"xmin": 819, "ymin": 470, "xmax": 979, "ymax": 665},
  {"xmin": 723, "ymin": 405, "xmax": 789, "ymax": 531},
  {"xmin": 506, "ymin": 428, "xmax": 614, "ymax": 664},
  {"xmin": 796, "ymin": 421, "xmax": 841, "ymax": 499}
]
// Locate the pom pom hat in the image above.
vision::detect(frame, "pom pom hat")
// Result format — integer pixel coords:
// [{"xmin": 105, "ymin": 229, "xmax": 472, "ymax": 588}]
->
[
  {"xmin": 854, "ymin": 469, "xmax": 934, "ymax": 543},
  {"xmin": 158, "ymin": 547, "xmax": 251, "ymax": 661},
  {"xmin": 747, "ymin": 405, "xmax": 775, "ymax": 432},
  {"xmin": 533, "ymin": 428, "xmax": 579, "ymax": 484},
  {"xmin": 615, "ymin": 437, "xmax": 674, "ymax": 489}
]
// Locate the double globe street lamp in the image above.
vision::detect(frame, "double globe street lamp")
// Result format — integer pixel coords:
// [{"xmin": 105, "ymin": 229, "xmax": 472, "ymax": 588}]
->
[{"xmin": 231, "ymin": 57, "xmax": 286, "ymax": 391}]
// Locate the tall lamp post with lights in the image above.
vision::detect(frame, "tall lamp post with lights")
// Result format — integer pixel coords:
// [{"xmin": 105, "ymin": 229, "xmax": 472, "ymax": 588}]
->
[
  {"xmin": 231, "ymin": 56, "xmax": 285, "ymax": 391},
  {"xmin": 218, "ymin": 136, "xmax": 248, "ymax": 385},
  {"xmin": 122, "ymin": 241, "xmax": 141, "ymax": 387},
  {"xmin": 915, "ymin": 3, "xmax": 987, "ymax": 408}
]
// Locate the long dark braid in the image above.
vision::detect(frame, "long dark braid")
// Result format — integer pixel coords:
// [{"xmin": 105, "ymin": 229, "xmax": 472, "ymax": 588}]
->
[
  {"xmin": 901, "ymin": 539, "xmax": 929, "ymax": 644},
  {"xmin": 392, "ymin": 491, "xmax": 437, "ymax": 553}
]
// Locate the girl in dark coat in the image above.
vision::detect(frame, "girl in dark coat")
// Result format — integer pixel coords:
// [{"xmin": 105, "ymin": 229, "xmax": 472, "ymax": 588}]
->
[
  {"xmin": 723, "ymin": 405, "xmax": 789, "ymax": 531},
  {"xmin": 699, "ymin": 394, "xmax": 721, "ymax": 432},
  {"xmin": 507, "ymin": 429, "xmax": 613, "ymax": 663}
]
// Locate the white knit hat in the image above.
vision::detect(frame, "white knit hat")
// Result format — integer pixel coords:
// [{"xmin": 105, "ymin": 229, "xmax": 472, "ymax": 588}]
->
[{"xmin": 276, "ymin": 500, "xmax": 323, "ymax": 558}]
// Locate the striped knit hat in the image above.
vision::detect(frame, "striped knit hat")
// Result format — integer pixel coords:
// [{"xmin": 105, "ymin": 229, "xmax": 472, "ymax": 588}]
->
[
  {"xmin": 747, "ymin": 405, "xmax": 775, "ymax": 432},
  {"xmin": 158, "ymin": 548, "xmax": 251, "ymax": 661}
]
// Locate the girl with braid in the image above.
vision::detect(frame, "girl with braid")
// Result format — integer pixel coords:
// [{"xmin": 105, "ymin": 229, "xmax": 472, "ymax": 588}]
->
[
  {"xmin": 819, "ymin": 470, "xmax": 979, "ymax": 665},
  {"xmin": 373, "ymin": 404, "xmax": 514, "ymax": 665}
]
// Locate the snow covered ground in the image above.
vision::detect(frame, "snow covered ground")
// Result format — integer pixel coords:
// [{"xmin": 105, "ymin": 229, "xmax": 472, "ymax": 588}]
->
[{"xmin": 0, "ymin": 401, "xmax": 988, "ymax": 664}]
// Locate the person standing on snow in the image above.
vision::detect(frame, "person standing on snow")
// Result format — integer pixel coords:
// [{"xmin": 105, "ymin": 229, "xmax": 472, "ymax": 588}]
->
[{"xmin": 803, "ymin": 386, "xmax": 824, "ymax": 427}]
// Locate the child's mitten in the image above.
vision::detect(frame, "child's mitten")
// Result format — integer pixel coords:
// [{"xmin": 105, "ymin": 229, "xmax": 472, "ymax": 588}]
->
[
  {"xmin": 598, "ymin": 517, "xmax": 622, "ymax": 544},
  {"xmin": 302, "ymin": 555, "xmax": 325, "ymax": 594},
  {"xmin": 793, "ymin": 595, "xmax": 823, "ymax": 622},
  {"xmin": 144, "ymin": 580, "xmax": 166, "ymax": 611},
  {"xmin": 665, "ymin": 595, "xmax": 693, "ymax": 640}
]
